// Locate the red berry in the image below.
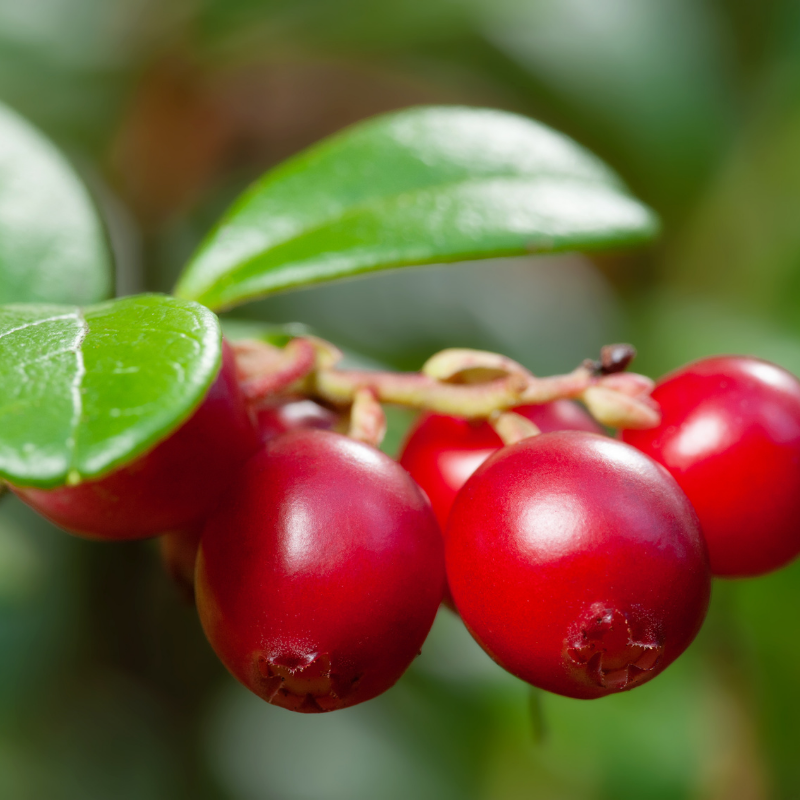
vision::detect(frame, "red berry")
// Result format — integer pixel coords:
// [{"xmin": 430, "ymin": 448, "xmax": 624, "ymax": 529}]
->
[
  {"xmin": 254, "ymin": 397, "xmax": 339, "ymax": 442},
  {"xmin": 399, "ymin": 401, "xmax": 603, "ymax": 529},
  {"xmin": 446, "ymin": 431, "xmax": 710, "ymax": 699},
  {"xmin": 622, "ymin": 356, "xmax": 800, "ymax": 577},
  {"xmin": 196, "ymin": 428, "xmax": 445, "ymax": 713},
  {"xmin": 160, "ymin": 397, "xmax": 340, "ymax": 599},
  {"xmin": 13, "ymin": 341, "xmax": 259, "ymax": 540},
  {"xmin": 400, "ymin": 401, "xmax": 602, "ymax": 609}
]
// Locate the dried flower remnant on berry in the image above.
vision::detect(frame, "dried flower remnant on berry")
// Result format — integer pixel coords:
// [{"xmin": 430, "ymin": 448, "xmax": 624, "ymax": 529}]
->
[
  {"xmin": 255, "ymin": 652, "xmax": 360, "ymax": 713},
  {"xmin": 565, "ymin": 605, "xmax": 662, "ymax": 691}
]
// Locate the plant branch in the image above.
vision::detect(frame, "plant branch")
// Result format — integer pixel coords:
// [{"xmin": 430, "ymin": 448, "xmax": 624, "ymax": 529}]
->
[{"xmin": 233, "ymin": 338, "xmax": 661, "ymax": 431}]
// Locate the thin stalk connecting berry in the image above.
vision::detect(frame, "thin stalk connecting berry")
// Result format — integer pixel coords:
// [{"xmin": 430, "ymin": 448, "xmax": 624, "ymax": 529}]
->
[{"xmin": 231, "ymin": 337, "xmax": 661, "ymax": 447}]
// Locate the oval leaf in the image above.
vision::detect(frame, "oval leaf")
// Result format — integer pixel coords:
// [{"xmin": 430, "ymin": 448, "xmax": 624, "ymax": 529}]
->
[
  {"xmin": 0, "ymin": 295, "xmax": 221, "ymax": 488},
  {"xmin": 0, "ymin": 101, "xmax": 113, "ymax": 305},
  {"xmin": 175, "ymin": 106, "xmax": 659, "ymax": 310}
]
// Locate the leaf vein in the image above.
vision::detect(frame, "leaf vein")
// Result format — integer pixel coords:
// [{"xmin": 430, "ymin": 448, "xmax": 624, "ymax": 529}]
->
[{"xmin": 0, "ymin": 313, "xmax": 79, "ymax": 344}]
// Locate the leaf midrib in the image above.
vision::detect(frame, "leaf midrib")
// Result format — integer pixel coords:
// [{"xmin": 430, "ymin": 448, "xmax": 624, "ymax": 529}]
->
[{"xmin": 65, "ymin": 308, "xmax": 88, "ymax": 483}]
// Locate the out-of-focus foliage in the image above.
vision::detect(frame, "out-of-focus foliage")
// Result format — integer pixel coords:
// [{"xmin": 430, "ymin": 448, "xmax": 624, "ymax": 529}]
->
[
  {"xmin": 0, "ymin": 102, "xmax": 113, "ymax": 305},
  {"xmin": 2, "ymin": 0, "xmax": 800, "ymax": 798}
]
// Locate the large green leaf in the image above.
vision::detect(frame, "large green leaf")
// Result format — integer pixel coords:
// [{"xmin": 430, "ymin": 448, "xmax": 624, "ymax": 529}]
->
[
  {"xmin": 0, "ymin": 295, "xmax": 221, "ymax": 488},
  {"xmin": 175, "ymin": 106, "xmax": 659, "ymax": 311},
  {"xmin": 0, "ymin": 102, "xmax": 113, "ymax": 305}
]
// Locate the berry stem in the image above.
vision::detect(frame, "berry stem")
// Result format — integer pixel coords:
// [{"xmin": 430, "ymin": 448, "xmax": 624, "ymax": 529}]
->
[
  {"xmin": 313, "ymin": 367, "xmax": 532, "ymax": 418},
  {"xmin": 348, "ymin": 388, "xmax": 388, "ymax": 447},
  {"xmin": 490, "ymin": 412, "xmax": 541, "ymax": 445},
  {"xmin": 233, "ymin": 338, "xmax": 317, "ymax": 399},
  {"xmin": 233, "ymin": 338, "xmax": 661, "ymax": 431}
]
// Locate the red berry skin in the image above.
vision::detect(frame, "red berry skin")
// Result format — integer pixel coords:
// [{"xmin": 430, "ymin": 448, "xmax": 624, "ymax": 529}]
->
[
  {"xmin": 160, "ymin": 397, "xmax": 340, "ymax": 600},
  {"xmin": 399, "ymin": 401, "xmax": 603, "ymax": 530},
  {"xmin": 622, "ymin": 357, "xmax": 800, "ymax": 577},
  {"xmin": 255, "ymin": 398, "xmax": 339, "ymax": 442},
  {"xmin": 446, "ymin": 431, "xmax": 710, "ymax": 700},
  {"xmin": 196, "ymin": 429, "xmax": 445, "ymax": 713},
  {"xmin": 13, "ymin": 341, "xmax": 259, "ymax": 540}
]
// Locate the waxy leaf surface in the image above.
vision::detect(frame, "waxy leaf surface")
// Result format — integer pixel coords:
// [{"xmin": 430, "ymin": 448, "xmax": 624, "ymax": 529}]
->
[
  {"xmin": 0, "ymin": 295, "xmax": 221, "ymax": 488},
  {"xmin": 175, "ymin": 106, "xmax": 659, "ymax": 310},
  {"xmin": 0, "ymin": 102, "xmax": 113, "ymax": 305}
]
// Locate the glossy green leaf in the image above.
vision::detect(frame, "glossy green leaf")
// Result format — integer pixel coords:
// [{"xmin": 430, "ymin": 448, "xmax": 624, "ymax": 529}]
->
[
  {"xmin": 0, "ymin": 295, "xmax": 221, "ymax": 488},
  {"xmin": 0, "ymin": 102, "xmax": 113, "ymax": 305},
  {"xmin": 175, "ymin": 106, "xmax": 659, "ymax": 311}
]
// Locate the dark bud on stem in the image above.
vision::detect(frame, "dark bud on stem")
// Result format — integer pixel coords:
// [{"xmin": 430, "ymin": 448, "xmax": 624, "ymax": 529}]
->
[{"xmin": 584, "ymin": 344, "xmax": 636, "ymax": 376}]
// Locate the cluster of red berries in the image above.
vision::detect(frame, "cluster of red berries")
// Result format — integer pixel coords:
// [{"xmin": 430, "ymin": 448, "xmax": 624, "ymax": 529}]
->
[{"xmin": 10, "ymin": 344, "xmax": 800, "ymax": 710}]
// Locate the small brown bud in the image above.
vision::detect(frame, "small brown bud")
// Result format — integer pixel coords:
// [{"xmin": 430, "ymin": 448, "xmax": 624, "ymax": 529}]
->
[{"xmin": 599, "ymin": 344, "xmax": 636, "ymax": 375}]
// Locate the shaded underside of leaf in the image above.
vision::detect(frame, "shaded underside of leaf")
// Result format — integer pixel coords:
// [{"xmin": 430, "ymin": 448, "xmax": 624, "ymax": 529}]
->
[
  {"xmin": 0, "ymin": 102, "xmax": 113, "ymax": 306},
  {"xmin": 219, "ymin": 317, "xmax": 312, "ymax": 347},
  {"xmin": 0, "ymin": 295, "xmax": 221, "ymax": 488},
  {"xmin": 175, "ymin": 106, "xmax": 659, "ymax": 310}
]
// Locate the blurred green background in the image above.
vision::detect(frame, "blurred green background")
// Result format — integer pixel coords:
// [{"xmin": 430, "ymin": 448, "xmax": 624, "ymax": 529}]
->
[{"xmin": 1, "ymin": 0, "xmax": 800, "ymax": 797}]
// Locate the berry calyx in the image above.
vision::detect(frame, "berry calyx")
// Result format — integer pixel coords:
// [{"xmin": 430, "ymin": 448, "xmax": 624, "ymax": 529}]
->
[
  {"xmin": 196, "ymin": 428, "xmax": 445, "ymax": 712},
  {"xmin": 399, "ymin": 401, "xmax": 603, "ymax": 529},
  {"xmin": 622, "ymin": 356, "xmax": 800, "ymax": 577},
  {"xmin": 445, "ymin": 431, "xmax": 710, "ymax": 699},
  {"xmin": 13, "ymin": 341, "xmax": 259, "ymax": 540}
]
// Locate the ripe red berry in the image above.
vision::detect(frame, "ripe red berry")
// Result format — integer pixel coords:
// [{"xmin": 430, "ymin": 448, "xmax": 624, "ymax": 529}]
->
[
  {"xmin": 196, "ymin": 428, "xmax": 445, "ymax": 713},
  {"xmin": 254, "ymin": 397, "xmax": 339, "ymax": 442},
  {"xmin": 399, "ymin": 401, "xmax": 603, "ymax": 529},
  {"xmin": 622, "ymin": 356, "xmax": 800, "ymax": 577},
  {"xmin": 446, "ymin": 431, "xmax": 710, "ymax": 699},
  {"xmin": 13, "ymin": 341, "xmax": 259, "ymax": 540},
  {"xmin": 160, "ymin": 397, "xmax": 339, "ymax": 600}
]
